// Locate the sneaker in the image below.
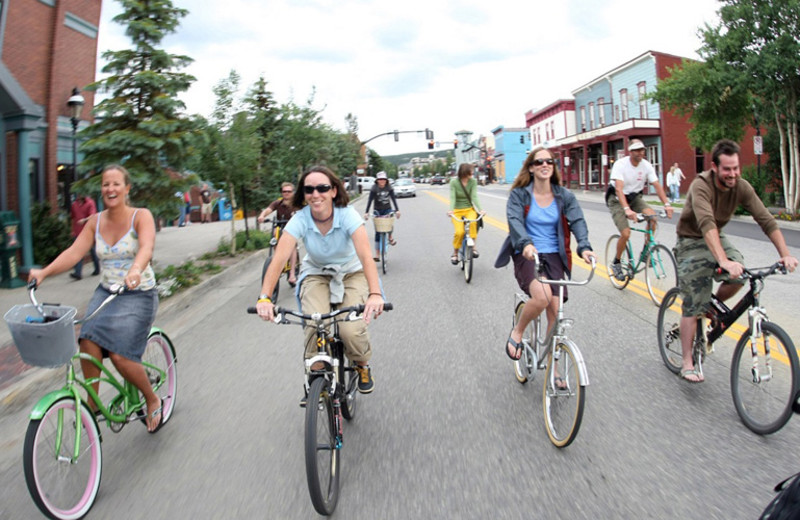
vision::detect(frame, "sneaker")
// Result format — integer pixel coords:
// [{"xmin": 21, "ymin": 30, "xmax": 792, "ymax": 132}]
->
[
  {"xmin": 70, "ymin": 273, "xmax": 82, "ymax": 280},
  {"xmin": 355, "ymin": 365, "xmax": 374, "ymax": 394},
  {"xmin": 611, "ymin": 261, "xmax": 625, "ymax": 281}
]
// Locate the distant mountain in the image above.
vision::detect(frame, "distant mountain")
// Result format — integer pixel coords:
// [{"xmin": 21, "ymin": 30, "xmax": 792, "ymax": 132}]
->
[{"xmin": 382, "ymin": 150, "xmax": 451, "ymax": 166}]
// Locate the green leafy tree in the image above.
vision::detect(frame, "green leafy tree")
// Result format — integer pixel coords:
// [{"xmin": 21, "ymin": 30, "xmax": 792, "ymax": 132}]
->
[
  {"xmin": 651, "ymin": 0, "xmax": 800, "ymax": 213},
  {"xmin": 243, "ymin": 75, "xmax": 282, "ymax": 211},
  {"xmin": 79, "ymin": 0, "xmax": 198, "ymax": 220}
]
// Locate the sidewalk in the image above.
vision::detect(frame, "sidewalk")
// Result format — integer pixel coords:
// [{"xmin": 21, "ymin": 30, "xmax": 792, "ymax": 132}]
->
[{"xmin": 0, "ymin": 218, "xmax": 265, "ymax": 397}]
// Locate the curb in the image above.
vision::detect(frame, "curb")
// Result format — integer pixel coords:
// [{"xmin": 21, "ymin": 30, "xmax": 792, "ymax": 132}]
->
[{"xmin": 0, "ymin": 249, "xmax": 267, "ymax": 407}]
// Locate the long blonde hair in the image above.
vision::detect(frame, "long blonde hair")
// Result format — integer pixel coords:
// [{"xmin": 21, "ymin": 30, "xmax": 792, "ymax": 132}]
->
[{"xmin": 511, "ymin": 147, "xmax": 561, "ymax": 189}]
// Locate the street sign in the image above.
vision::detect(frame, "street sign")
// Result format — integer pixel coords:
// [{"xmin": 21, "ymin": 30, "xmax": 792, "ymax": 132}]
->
[{"xmin": 754, "ymin": 135, "xmax": 763, "ymax": 155}]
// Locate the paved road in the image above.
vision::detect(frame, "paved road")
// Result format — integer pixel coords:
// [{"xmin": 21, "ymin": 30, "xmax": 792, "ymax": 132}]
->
[{"xmin": 1, "ymin": 186, "xmax": 798, "ymax": 519}]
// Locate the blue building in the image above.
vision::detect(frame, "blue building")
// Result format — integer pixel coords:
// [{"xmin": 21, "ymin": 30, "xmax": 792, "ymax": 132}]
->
[{"xmin": 492, "ymin": 126, "xmax": 529, "ymax": 184}]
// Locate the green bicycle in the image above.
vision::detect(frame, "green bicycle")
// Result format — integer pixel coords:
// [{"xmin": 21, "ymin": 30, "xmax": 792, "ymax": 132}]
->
[
  {"xmin": 4, "ymin": 281, "xmax": 177, "ymax": 520},
  {"xmin": 604, "ymin": 211, "xmax": 677, "ymax": 306}
]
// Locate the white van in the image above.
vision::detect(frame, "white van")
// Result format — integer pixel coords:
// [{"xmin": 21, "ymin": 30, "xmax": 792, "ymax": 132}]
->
[{"xmin": 357, "ymin": 176, "xmax": 375, "ymax": 193}]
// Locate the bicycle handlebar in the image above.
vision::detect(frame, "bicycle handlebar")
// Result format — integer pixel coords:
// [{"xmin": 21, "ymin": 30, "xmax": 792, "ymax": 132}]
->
[
  {"xmin": 634, "ymin": 210, "xmax": 668, "ymax": 223},
  {"xmin": 27, "ymin": 279, "xmax": 126, "ymax": 324},
  {"xmin": 715, "ymin": 261, "xmax": 788, "ymax": 280},
  {"xmin": 531, "ymin": 253, "xmax": 597, "ymax": 286},
  {"xmin": 449, "ymin": 213, "xmax": 484, "ymax": 223},
  {"xmin": 247, "ymin": 302, "xmax": 394, "ymax": 323}
]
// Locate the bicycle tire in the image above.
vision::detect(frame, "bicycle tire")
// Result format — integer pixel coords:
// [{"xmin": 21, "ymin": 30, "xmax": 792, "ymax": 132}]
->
[
  {"xmin": 604, "ymin": 234, "xmax": 631, "ymax": 290},
  {"xmin": 24, "ymin": 397, "xmax": 103, "ymax": 520},
  {"xmin": 730, "ymin": 322, "xmax": 799, "ymax": 435},
  {"xmin": 512, "ymin": 301, "xmax": 536, "ymax": 384},
  {"xmin": 380, "ymin": 233, "xmax": 387, "ymax": 275},
  {"xmin": 261, "ymin": 255, "xmax": 280, "ymax": 302},
  {"xmin": 645, "ymin": 244, "xmax": 678, "ymax": 307},
  {"xmin": 542, "ymin": 340, "xmax": 585, "ymax": 447},
  {"xmin": 137, "ymin": 331, "xmax": 178, "ymax": 430},
  {"xmin": 340, "ymin": 358, "xmax": 358, "ymax": 421},
  {"xmin": 464, "ymin": 246, "xmax": 473, "ymax": 283},
  {"xmin": 305, "ymin": 377, "xmax": 340, "ymax": 515}
]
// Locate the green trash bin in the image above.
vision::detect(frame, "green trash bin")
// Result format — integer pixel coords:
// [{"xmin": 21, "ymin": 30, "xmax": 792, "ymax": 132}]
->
[{"xmin": 0, "ymin": 211, "xmax": 25, "ymax": 288}]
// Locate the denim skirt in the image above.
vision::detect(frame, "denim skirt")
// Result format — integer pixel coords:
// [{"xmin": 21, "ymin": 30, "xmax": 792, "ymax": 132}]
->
[{"xmin": 79, "ymin": 285, "xmax": 158, "ymax": 362}]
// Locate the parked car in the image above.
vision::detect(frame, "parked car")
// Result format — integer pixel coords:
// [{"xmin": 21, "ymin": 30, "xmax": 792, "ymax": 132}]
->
[
  {"xmin": 357, "ymin": 176, "xmax": 375, "ymax": 193},
  {"xmin": 394, "ymin": 178, "xmax": 416, "ymax": 198},
  {"xmin": 431, "ymin": 175, "xmax": 447, "ymax": 185}
]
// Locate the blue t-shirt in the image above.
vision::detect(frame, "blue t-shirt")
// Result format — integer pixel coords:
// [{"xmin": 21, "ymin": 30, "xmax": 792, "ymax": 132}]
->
[
  {"xmin": 525, "ymin": 197, "xmax": 559, "ymax": 253},
  {"xmin": 284, "ymin": 205, "xmax": 363, "ymax": 266}
]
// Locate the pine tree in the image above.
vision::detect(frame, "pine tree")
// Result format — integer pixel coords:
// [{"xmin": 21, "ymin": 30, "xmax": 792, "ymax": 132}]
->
[{"xmin": 80, "ymin": 0, "xmax": 198, "ymax": 220}]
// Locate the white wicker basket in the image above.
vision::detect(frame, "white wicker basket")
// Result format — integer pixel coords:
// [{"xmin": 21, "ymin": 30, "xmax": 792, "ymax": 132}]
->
[{"xmin": 373, "ymin": 216, "xmax": 395, "ymax": 233}]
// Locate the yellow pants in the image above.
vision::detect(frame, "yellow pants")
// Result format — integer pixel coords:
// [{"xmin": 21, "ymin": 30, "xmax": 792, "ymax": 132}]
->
[{"xmin": 452, "ymin": 207, "xmax": 478, "ymax": 250}]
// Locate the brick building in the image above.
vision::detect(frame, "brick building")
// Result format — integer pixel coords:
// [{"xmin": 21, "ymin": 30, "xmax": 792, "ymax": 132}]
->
[{"xmin": 0, "ymin": 0, "xmax": 101, "ymax": 269}]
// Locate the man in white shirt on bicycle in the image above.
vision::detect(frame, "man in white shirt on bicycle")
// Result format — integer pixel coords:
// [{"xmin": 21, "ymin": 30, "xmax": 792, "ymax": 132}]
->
[{"xmin": 606, "ymin": 139, "xmax": 673, "ymax": 280}]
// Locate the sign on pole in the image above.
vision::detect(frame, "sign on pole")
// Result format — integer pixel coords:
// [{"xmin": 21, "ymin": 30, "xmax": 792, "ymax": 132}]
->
[{"xmin": 754, "ymin": 135, "xmax": 763, "ymax": 155}]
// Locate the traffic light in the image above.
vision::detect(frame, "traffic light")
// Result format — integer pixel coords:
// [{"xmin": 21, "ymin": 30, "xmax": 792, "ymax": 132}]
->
[
  {"xmin": 519, "ymin": 135, "xmax": 525, "ymax": 144},
  {"xmin": 425, "ymin": 128, "xmax": 434, "ymax": 140},
  {"xmin": 394, "ymin": 130, "xmax": 399, "ymax": 142},
  {"xmin": 428, "ymin": 140, "xmax": 434, "ymax": 150},
  {"xmin": 453, "ymin": 139, "xmax": 458, "ymax": 149}
]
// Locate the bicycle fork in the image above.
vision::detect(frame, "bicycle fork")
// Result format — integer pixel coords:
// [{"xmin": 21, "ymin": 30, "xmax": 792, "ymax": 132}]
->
[{"xmin": 747, "ymin": 309, "xmax": 772, "ymax": 384}]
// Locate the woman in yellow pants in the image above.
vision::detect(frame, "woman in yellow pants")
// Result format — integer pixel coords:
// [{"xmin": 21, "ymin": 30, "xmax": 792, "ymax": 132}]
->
[{"xmin": 447, "ymin": 163, "xmax": 486, "ymax": 264}]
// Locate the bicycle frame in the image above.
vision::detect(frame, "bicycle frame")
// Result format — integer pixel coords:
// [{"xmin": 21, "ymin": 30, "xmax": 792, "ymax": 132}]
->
[
  {"xmin": 624, "ymin": 213, "xmax": 663, "ymax": 275},
  {"xmin": 516, "ymin": 257, "xmax": 596, "ymax": 386}
]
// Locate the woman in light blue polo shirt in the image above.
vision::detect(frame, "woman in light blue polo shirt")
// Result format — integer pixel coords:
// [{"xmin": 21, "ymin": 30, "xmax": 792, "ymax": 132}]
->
[{"xmin": 257, "ymin": 165, "xmax": 384, "ymax": 394}]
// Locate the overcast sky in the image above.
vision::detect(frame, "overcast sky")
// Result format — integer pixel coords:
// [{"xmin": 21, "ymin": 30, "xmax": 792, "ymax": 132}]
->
[{"xmin": 97, "ymin": 0, "xmax": 721, "ymax": 156}]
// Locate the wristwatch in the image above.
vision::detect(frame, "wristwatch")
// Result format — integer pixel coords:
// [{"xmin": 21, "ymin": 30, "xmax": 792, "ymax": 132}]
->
[{"xmin": 257, "ymin": 293, "xmax": 271, "ymax": 302}]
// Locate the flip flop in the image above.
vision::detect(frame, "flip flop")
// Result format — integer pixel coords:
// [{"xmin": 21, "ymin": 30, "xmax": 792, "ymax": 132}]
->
[
  {"xmin": 373, "ymin": 256, "xmax": 379, "ymax": 262},
  {"xmin": 450, "ymin": 255, "xmax": 459, "ymax": 265},
  {"xmin": 389, "ymin": 238, "xmax": 397, "ymax": 246},
  {"xmin": 679, "ymin": 368, "xmax": 704, "ymax": 383},
  {"xmin": 147, "ymin": 399, "xmax": 164, "ymax": 433},
  {"xmin": 472, "ymin": 250, "xmax": 480, "ymax": 258},
  {"xmin": 506, "ymin": 334, "xmax": 523, "ymax": 360}
]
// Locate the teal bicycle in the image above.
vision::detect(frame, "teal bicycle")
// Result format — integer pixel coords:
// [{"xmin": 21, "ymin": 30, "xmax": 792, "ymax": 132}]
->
[
  {"xmin": 4, "ymin": 281, "xmax": 177, "ymax": 520},
  {"xmin": 604, "ymin": 211, "xmax": 677, "ymax": 306}
]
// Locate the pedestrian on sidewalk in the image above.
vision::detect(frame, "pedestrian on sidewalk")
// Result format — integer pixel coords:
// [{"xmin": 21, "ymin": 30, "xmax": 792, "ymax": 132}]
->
[
  {"xmin": 200, "ymin": 183, "xmax": 213, "ymax": 223},
  {"xmin": 70, "ymin": 191, "xmax": 100, "ymax": 280},
  {"xmin": 28, "ymin": 164, "xmax": 163, "ymax": 431},
  {"xmin": 667, "ymin": 162, "xmax": 685, "ymax": 203}
]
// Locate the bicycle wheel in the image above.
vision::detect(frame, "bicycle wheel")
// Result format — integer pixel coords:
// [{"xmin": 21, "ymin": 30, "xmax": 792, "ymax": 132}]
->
[
  {"xmin": 380, "ymin": 233, "xmax": 387, "ymax": 275},
  {"xmin": 261, "ymin": 256, "xmax": 280, "ymax": 302},
  {"xmin": 542, "ymin": 340, "xmax": 585, "ymax": 447},
  {"xmin": 645, "ymin": 244, "xmax": 678, "ymax": 307},
  {"xmin": 339, "ymin": 358, "xmax": 358, "ymax": 421},
  {"xmin": 137, "ymin": 331, "xmax": 178, "ymax": 429},
  {"xmin": 305, "ymin": 377, "xmax": 340, "ymax": 515},
  {"xmin": 604, "ymin": 234, "xmax": 631, "ymax": 290},
  {"xmin": 512, "ymin": 301, "xmax": 536, "ymax": 384},
  {"xmin": 730, "ymin": 322, "xmax": 799, "ymax": 435},
  {"xmin": 23, "ymin": 397, "xmax": 102, "ymax": 520},
  {"xmin": 657, "ymin": 288, "xmax": 684, "ymax": 374},
  {"xmin": 464, "ymin": 246, "xmax": 473, "ymax": 283}
]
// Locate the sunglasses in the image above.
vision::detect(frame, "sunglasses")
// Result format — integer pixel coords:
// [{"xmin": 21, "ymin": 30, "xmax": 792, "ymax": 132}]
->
[
  {"xmin": 532, "ymin": 158, "xmax": 555, "ymax": 166},
  {"xmin": 281, "ymin": 190, "xmax": 293, "ymax": 194},
  {"xmin": 303, "ymin": 184, "xmax": 333, "ymax": 194}
]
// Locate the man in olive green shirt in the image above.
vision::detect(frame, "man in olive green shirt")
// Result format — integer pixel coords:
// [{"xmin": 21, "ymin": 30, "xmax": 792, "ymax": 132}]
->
[{"xmin": 674, "ymin": 139, "xmax": 798, "ymax": 383}]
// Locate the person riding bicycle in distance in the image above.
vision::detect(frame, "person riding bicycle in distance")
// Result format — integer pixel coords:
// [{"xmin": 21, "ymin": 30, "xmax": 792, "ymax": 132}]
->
[
  {"xmin": 448, "ymin": 163, "xmax": 486, "ymax": 264},
  {"xmin": 495, "ymin": 147, "xmax": 596, "ymax": 366},
  {"xmin": 363, "ymin": 171, "xmax": 400, "ymax": 261},
  {"xmin": 257, "ymin": 165, "xmax": 385, "ymax": 395},
  {"xmin": 607, "ymin": 139, "xmax": 673, "ymax": 280},
  {"xmin": 674, "ymin": 139, "xmax": 797, "ymax": 383},
  {"xmin": 258, "ymin": 182, "xmax": 300, "ymax": 285}
]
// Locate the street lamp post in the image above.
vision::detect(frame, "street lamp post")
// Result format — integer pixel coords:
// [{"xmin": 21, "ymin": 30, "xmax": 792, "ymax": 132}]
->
[{"xmin": 67, "ymin": 87, "xmax": 85, "ymax": 206}]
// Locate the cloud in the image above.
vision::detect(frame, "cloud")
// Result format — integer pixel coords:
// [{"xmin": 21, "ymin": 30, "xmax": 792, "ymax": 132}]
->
[{"xmin": 97, "ymin": 0, "xmax": 721, "ymax": 155}]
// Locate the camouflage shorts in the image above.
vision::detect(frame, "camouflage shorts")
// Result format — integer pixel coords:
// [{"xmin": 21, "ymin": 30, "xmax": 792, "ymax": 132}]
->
[
  {"xmin": 675, "ymin": 235, "xmax": 744, "ymax": 317},
  {"xmin": 608, "ymin": 194, "xmax": 651, "ymax": 232}
]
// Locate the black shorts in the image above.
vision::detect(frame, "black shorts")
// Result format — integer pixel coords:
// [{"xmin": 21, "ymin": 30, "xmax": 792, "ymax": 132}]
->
[{"xmin": 512, "ymin": 252, "xmax": 568, "ymax": 302}]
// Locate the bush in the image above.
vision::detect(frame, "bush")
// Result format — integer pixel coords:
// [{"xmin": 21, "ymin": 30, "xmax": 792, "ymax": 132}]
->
[
  {"xmin": 31, "ymin": 202, "xmax": 72, "ymax": 265},
  {"xmin": 155, "ymin": 260, "xmax": 222, "ymax": 298},
  {"xmin": 216, "ymin": 229, "xmax": 270, "ymax": 255}
]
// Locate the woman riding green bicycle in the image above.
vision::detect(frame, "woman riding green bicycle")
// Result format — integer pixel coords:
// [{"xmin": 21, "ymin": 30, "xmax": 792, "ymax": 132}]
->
[{"xmin": 27, "ymin": 164, "xmax": 163, "ymax": 432}]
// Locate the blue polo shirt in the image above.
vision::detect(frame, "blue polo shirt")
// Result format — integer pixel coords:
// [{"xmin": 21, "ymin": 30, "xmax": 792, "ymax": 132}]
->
[{"xmin": 284, "ymin": 205, "xmax": 363, "ymax": 266}]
